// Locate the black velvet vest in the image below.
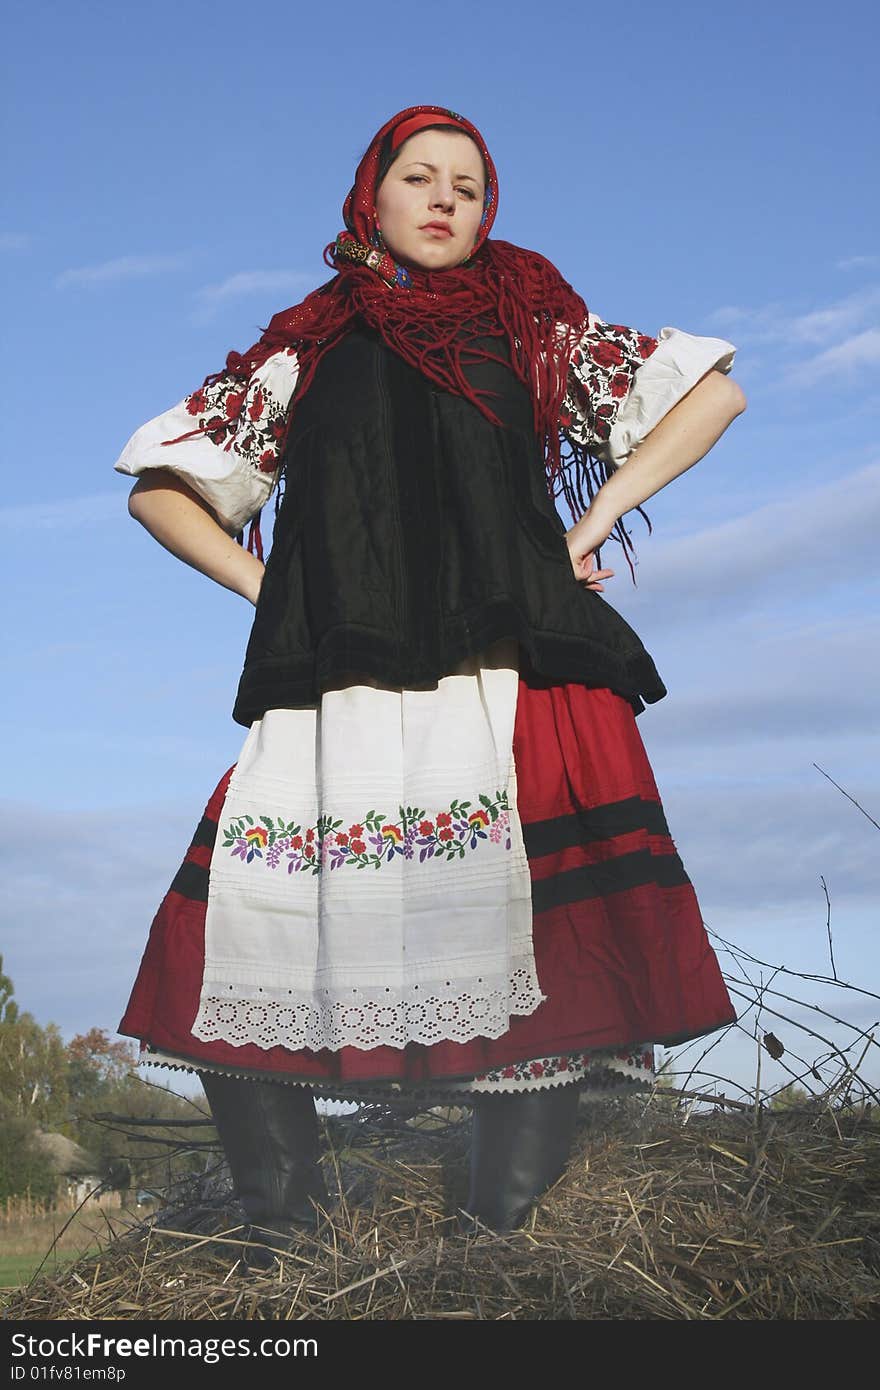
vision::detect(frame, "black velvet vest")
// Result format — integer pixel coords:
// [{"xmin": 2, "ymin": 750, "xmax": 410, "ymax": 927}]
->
[{"xmin": 232, "ymin": 329, "xmax": 666, "ymax": 726}]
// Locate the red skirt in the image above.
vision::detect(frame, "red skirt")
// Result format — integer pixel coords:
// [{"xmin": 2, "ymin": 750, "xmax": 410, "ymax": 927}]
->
[{"xmin": 119, "ymin": 675, "xmax": 735, "ymax": 1084}]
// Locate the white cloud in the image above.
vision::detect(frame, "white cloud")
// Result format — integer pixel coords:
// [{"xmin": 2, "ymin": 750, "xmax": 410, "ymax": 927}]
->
[
  {"xmin": 786, "ymin": 291, "xmax": 880, "ymax": 346},
  {"xmin": 0, "ymin": 492, "xmax": 123, "ymax": 530},
  {"xmin": 659, "ymin": 774, "xmax": 880, "ymax": 913},
  {"xmin": 642, "ymin": 614, "xmax": 878, "ymax": 756},
  {"xmin": 0, "ymin": 232, "xmax": 29, "ymax": 252},
  {"xmin": 836, "ymin": 255, "xmax": 879, "ymax": 272},
  {"xmin": 706, "ymin": 284, "xmax": 880, "ymax": 348},
  {"xmin": 57, "ymin": 254, "xmax": 188, "ymax": 288},
  {"xmin": 653, "ymin": 674, "xmax": 877, "ymax": 751},
  {"xmin": 195, "ymin": 269, "xmax": 313, "ymax": 313},
  {"xmin": 616, "ymin": 462, "xmax": 880, "ymax": 626},
  {"xmin": 0, "ymin": 802, "xmax": 192, "ymax": 1038},
  {"xmin": 781, "ymin": 329, "xmax": 880, "ymax": 388}
]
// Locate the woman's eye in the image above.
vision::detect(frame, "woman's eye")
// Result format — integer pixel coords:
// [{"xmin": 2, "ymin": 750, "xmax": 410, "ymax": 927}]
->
[
  {"xmin": 405, "ymin": 175, "xmax": 427, "ymax": 185},
  {"xmin": 457, "ymin": 187, "xmax": 476, "ymax": 200}
]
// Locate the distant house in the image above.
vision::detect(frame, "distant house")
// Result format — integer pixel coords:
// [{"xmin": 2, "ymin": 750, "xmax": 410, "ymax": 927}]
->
[{"xmin": 33, "ymin": 1131, "xmax": 114, "ymax": 1207}]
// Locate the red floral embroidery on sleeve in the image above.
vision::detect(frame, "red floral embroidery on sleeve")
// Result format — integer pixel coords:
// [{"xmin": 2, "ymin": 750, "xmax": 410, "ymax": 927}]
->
[
  {"xmin": 182, "ymin": 363, "xmax": 293, "ymax": 475},
  {"xmin": 562, "ymin": 317, "xmax": 659, "ymax": 450}
]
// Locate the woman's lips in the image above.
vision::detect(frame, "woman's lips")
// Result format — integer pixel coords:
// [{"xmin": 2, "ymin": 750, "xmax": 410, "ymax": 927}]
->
[{"xmin": 421, "ymin": 222, "xmax": 453, "ymax": 237}]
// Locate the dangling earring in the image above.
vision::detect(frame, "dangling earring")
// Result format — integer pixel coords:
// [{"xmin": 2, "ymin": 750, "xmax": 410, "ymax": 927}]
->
[{"xmin": 371, "ymin": 208, "xmax": 386, "ymax": 252}]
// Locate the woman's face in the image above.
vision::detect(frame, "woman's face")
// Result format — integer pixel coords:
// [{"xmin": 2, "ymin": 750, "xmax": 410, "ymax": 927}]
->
[{"xmin": 374, "ymin": 129, "xmax": 487, "ymax": 272}]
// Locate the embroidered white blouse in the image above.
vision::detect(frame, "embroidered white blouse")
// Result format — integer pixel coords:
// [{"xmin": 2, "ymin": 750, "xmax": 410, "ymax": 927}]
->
[{"xmin": 115, "ymin": 318, "xmax": 737, "ymax": 535}]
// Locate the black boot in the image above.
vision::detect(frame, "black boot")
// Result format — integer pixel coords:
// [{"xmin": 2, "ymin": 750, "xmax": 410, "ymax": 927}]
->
[
  {"xmin": 199, "ymin": 1071, "xmax": 331, "ymax": 1269},
  {"xmin": 460, "ymin": 1085, "xmax": 581, "ymax": 1234}
]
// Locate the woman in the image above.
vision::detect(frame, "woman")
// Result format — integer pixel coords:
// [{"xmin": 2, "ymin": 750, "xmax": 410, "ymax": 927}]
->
[{"xmin": 115, "ymin": 106, "xmax": 744, "ymax": 1260}]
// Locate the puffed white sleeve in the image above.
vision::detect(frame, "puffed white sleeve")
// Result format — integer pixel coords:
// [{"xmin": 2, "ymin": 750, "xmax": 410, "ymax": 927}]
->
[
  {"xmin": 561, "ymin": 314, "xmax": 737, "ymax": 467},
  {"xmin": 114, "ymin": 348, "xmax": 301, "ymax": 534}
]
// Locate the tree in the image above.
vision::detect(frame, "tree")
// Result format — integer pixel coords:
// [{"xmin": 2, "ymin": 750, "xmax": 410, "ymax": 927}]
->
[
  {"xmin": 0, "ymin": 1116, "xmax": 57, "ymax": 1203},
  {"xmin": 0, "ymin": 958, "xmax": 69, "ymax": 1129},
  {"xmin": 0, "ymin": 965, "xmax": 212, "ymax": 1201},
  {"xmin": 0, "ymin": 1010, "xmax": 70, "ymax": 1129},
  {"xmin": 65, "ymin": 1030, "xmax": 212, "ymax": 1193},
  {"xmin": 768, "ymin": 1083, "xmax": 812, "ymax": 1111},
  {"xmin": 0, "ymin": 955, "xmax": 19, "ymax": 1026},
  {"xmin": 0, "ymin": 960, "xmax": 63, "ymax": 1199},
  {"xmin": 66, "ymin": 1029, "xmax": 138, "ymax": 1107}
]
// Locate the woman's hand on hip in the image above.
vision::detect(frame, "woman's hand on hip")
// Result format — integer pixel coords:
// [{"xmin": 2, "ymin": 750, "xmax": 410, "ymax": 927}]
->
[{"xmin": 566, "ymin": 505, "xmax": 616, "ymax": 591}]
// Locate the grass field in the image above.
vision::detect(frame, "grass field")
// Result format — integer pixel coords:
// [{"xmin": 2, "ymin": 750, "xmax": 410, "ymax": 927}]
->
[
  {"xmin": 0, "ymin": 1248, "xmax": 87, "ymax": 1292},
  {"xmin": 0, "ymin": 1206, "xmax": 142, "ymax": 1295}
]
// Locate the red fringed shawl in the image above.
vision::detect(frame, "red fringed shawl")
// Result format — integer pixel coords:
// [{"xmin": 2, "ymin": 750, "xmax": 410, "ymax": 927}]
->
[{"xmin": 192, "ymin": 106, "xmax": 646, "ymax": 568}]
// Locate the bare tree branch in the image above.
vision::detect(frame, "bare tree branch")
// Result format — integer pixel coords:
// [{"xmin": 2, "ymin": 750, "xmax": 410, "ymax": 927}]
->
[
  {"xmin": 813, "ymin": 763, "xmax": 880, "ymax": 831},
  {"xmin": 820, "ymin": 875, "xmax": 838, "ymax": 981}
]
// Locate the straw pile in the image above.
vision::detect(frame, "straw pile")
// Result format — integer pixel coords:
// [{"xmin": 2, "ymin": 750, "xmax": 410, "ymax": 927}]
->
[{"xmin": 6, "ymin": 1095, "xmax": 880, "ymax": 1320}]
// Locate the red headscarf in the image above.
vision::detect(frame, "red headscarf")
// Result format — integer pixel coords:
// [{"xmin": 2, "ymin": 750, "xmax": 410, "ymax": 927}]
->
[{"xmin": 211, "ymin": 106, "xmax": 595, "ymax": 505}]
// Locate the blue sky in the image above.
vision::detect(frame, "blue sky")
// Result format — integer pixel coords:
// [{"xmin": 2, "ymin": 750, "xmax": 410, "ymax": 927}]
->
[{"xmin": 2, "ymin": 0, "xmax": 878, "ymax": 1104}]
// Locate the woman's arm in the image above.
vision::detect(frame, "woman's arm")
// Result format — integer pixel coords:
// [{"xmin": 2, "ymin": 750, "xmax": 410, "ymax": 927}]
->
[
  {"xmin": 128, "ymin": 470, "xmax": 265, "ymax": 606},
  {"xmin": 567, "ymin": 368, "xmax": 747, "ymax": 586}
]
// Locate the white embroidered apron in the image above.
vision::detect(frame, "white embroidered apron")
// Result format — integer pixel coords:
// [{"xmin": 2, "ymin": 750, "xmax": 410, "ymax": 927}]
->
[{"xmin": 191, "ymin": 640, "xmax": 544, "ymax": 1052}]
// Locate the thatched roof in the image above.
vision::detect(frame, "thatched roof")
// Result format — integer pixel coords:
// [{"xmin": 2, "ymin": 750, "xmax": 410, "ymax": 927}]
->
[
  {"xmin": 33, "ymin": 1130, "xmax": 101, "ymax": 1178},
  {"xmin": 6, "ymin": 1096, "xmax": 880, "ymax": 1320}
]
